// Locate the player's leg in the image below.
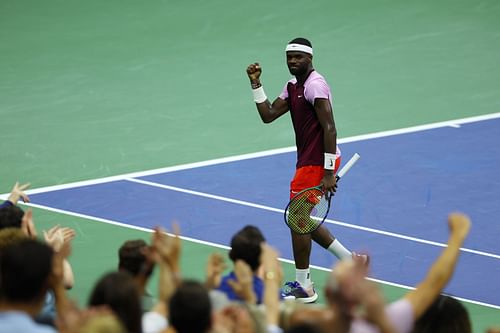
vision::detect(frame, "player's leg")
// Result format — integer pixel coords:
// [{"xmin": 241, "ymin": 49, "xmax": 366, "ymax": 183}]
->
[
  {"xmin": 312, "ymin": 226, "xmax": 351, "ymax": 259},
  {"xmin": 291, "ymin": 231, "xmax": 312, "ymax": 285},
  {"xmin": 312, "ymin": 225, "xmax": 369, "ymax": 263},
  {"xmin": 283, "ymin": 166, "xmax": 320, "ymax": 303},
  {"xmin": 304, "ymin": 163, "xmax": 352, "ymax": 259},
  {"xmin": 284, "ymin": 229, "xmax": 318, "ymax": 303},
  {"xmin": 311, "ymin": 158, "xmax": 370, "ymax": 264}
]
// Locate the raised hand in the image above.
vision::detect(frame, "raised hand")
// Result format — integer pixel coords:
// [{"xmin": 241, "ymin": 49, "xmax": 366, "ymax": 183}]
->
[
  {"xmin": 8, "ymin": 182, "xmax": 30, "ymax": 204},
  {"xmin": 206, "ymin": 252, "xmax": 227, "ymax": 289},
  {"xmin": 260, "ymin": 243, "xmax": 283, "ymax": 283},
  {"xmin": 151, "ymin": 223, "xmax": 181, "ymax": 272},
  {"xmin": 147, "ymin": 223, "xmax": 182, "ymax": 313},
  {"xmin": 259, "ymin": 243, "xmax": 282, "ymax": 326},
  {"xmin": 213, "ymin": 304, "xmax": 255, "ymax": 333},
  {"xmin": 44, "ymin": 226, "xmax": 65, "ymax": 252},
  {"xmin": 21, "ymin": 209, "xmax": 37, "ymax": 238},
  {"xmin": 447, "ymin": 212, "xmax": 471, "ymax": 242},
  {"xmin": 44, "ymin": 226, "xmax": 76, "ymax": 253},
  {"xmin": 246, "ymin": 62, "xmax": 262, "ymax": 82},
  {"xmin": 227, "ymin": 260, "xmax": 256, "ymax": 304}
]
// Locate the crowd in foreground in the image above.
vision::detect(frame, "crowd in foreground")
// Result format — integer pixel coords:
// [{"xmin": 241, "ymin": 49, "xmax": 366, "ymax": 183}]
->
[{"xmin": 0, "ymin": 182, "xmax": 498, "ymax": 333}]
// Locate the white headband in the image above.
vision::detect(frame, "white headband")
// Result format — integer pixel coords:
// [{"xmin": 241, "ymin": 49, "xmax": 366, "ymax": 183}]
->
[{"xmin": 285, "ymin": 43, "xmax": 313, "ymax": 55}]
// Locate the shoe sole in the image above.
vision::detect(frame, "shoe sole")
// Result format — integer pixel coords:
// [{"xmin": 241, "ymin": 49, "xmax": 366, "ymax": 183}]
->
[{"xmin": 294, "ymin": 292, "xmax": 318, "ymax": 304}]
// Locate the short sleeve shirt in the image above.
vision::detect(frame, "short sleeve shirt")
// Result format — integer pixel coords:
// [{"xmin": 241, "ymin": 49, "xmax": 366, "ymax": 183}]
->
[
  {"xmin": 278, "ymin": 71, "xmax": 339, "ymax": 168},
  {"xmin": 279, "ymin": 71, "xmax": 332, "ymax": 105}
]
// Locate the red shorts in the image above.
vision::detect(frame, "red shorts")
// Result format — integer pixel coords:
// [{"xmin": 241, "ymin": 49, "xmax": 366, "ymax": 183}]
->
[{"xmin": 290, "ymin": 158, "xmax": 341, "ymax": 200}]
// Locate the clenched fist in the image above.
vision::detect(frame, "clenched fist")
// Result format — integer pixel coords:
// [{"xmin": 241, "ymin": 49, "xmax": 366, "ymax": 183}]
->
[{"xmin": 246, "ymin": 62, "xmax": 262, "ymax": 81}]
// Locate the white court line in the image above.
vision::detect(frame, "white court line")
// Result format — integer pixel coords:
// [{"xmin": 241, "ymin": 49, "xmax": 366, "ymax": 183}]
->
[
  {"xmin": 1, "ymin": 112, "xmax": 499, "ymax": 307},
  {"xmin": 2, "ymin": 111, "xmax": 500, "ymax": 198},
  {"xmin": 1, "ymin": 112, "xmax": 499, "ymax": 259},
  {"xmin": 305, "ymin": 262, "xmax": 500, "ymax": 310},
  {"xmin": 18, "ymin": 201, "xmax": 500, "ymax": 310},
  {"xmin": 126, "ymin": 178, "xmax": 500, "ymax": 260}
]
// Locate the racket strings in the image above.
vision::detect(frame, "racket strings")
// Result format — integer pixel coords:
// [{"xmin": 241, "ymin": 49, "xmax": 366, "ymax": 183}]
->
[{"xmin": 286, "ymin": 189, "xmax": 330, "ymax": 234}]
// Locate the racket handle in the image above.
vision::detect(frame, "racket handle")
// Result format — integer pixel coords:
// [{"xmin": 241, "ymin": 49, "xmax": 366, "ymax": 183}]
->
[{"xmin": 336, "ymin": 153, "xmax": 360, "ymax": 180}]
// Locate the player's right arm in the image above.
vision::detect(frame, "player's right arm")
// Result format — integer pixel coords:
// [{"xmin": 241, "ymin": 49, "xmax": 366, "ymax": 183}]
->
[
  {"xmin": 404, "ymin": 213, "xmax": 471, "ymax": 319},
  {"xmin": 246, "ymin": 63, "xmax": 289, "ymax": 123}
]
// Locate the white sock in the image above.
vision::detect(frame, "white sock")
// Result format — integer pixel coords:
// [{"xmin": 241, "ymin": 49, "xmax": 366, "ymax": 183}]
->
[
  {"xmin": 327, "ymin": 239, "xmax": 352, "ymax": 260},
  {"xmin": 296, "ymin": 268, "xmax": 312, "ymax": 288}
]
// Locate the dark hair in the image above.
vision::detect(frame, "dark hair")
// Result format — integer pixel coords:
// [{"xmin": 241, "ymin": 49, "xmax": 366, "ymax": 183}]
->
[
  {"xmin": 0, "ymin": 205, "xmax": 24, "ymax": 230},
  {"xmin": 0, "ymin": 239, "xmax": 53, "ymax": 303},
  {"xmin": 286, "ymin": 323, "xmax": 325, "ymax": 333},
  {"xmin": 88, "ymin": 271, "xmax": 142, "ymax": 333},
  {"xmin": 412, "ymin": 294, "xmax": 471, "ymax": 333},
  {"xmin": 169, "ymin": 280, "xmax": 212, "ymax": 333},
  {"xmin": 229, "ymin": 225, "xmax": 266, "ymax": 271},
  {"xmin": 118, "ymin": 239, "xmax": 153, "ymax": 277},
  {"xmin": 288, "ymin": 37, "xmax": 312, "ymax": 47}
]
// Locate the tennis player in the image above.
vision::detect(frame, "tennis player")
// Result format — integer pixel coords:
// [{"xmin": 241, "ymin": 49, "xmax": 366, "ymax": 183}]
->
[{"xmin": 246, "ymin": 37, "xmax": 368, "ymax": 303}]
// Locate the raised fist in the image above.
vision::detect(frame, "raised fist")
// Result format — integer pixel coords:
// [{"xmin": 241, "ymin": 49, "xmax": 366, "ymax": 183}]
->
[
  {"xmin": 448, "ymin": 213, "xmax": 471, "ymax": 241},
  {"xmin": 246, "ymin": 62, "xmax": 262, "ymax": 81}
]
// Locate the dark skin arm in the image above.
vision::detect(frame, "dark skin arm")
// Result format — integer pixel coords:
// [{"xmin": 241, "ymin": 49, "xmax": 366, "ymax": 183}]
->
[
  {"xmin": 246, "ymin": 62, "xmax": 289, "ymax": 123},
  {"xmin": 314, "ymin": 98, "xmax": 338, "ymax": 195},
  {"xmin": 246, "ymin": 62, "xmax": 337, "ymax": 193}
]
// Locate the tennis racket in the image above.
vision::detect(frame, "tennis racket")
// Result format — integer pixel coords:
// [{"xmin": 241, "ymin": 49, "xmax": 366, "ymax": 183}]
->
[{"xmin": 284, "ymin": 153, "xmax": 361, "ymax": 234}]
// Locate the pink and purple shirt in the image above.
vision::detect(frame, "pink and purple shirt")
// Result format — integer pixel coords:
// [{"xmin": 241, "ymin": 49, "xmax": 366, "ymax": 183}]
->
[{"xmin": 279, "ymin": 70, "xmax": 340, "ymax": 168}]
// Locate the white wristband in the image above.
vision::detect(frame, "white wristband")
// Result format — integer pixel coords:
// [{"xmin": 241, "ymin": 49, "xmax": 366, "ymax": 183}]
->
[
  {"xmin": 324, "ymin": 153, "xmax": 337, "ymax": 170},
  {"xmin": 252, "ymin": 86, "xmax": 267, "ymax": 103}
]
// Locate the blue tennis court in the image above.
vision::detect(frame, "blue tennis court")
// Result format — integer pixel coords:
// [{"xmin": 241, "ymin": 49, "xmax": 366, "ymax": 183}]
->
[{"xmin": 24, "ymin": 114, "xmax": 500, "ymax": 308}]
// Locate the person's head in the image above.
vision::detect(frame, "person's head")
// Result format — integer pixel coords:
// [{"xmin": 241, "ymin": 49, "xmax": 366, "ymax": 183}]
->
[
  {"xmin": 286, "ymin": 37, "xmax": 314, "ymax": 76},
  {"xmin": 88, "ymin": 271, "xmax": 142, "ymax": 333},
  {"xmin": 213, "ymin": 303, "xmax": 257, "ymax": 333},
  {"xmin": 285, "ymin": 322, "xmax": 326, "ymax": 333},
  {"xmin": 229, "ymin": 225, "xmax": 266, "ymax": 272},
  {"xmin": 0, "ymin": 239, "xmax": 53, "ymax": 309},
  {"xmin": 0, "ymin": 227, "xmax": 27, "ymax": 251},
  {"xmin": 0, "ymin": 205, "xmax": 24, "ymax": 230},
  {"xmin": 287, "ymin": 306, "xmax": 334, "ymax": 333},
  {"xmin": 325, "ymin": 258, "xmax": 368, "ymax": 315},
  {"xmin": 77, "ymin": 312, "xmax": 127, "ymax": 333},
  {"xmin": 169, "ymin": 280, "xmax": 212, "ymax": 333},
  {"xmin": 118, "ymin": 239, "xmax": 153, "ymax": 278},
  {"xmin": 412, "ymin": 294, "xmax": 471, "ymax": 333}
]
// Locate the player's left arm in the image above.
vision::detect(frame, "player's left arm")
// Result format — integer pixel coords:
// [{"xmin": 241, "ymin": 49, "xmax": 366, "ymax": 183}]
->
[{"xmin": 314, "ymin": 98, "xmax": 338, "ymax": 194}]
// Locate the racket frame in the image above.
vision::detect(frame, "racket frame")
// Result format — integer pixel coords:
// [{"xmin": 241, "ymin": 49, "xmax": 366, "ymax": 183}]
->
[{"xmin": 283, "ymin": 153, "xmax": 361, "ymax": 234}]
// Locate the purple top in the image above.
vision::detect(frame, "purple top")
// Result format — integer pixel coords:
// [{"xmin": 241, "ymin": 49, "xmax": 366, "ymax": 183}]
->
[{"xmin": 279, "ymin": 71, "xmax": 339, "ymax": 168}]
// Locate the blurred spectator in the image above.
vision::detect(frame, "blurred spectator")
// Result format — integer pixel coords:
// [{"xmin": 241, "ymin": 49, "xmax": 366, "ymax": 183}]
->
[
  {"xmin": 118, "ymin": 239, "xmax": 156, "ymax": 312},
  {"xmin": 0, "ymin": 239, "xmax": 56, "ymax": 332},
  {"xmin": 88, "ymin": 271, "xmax": 143, "ymax": 333},
  {"xmin": 411, "ymin": 294, "xmax": 471, "ymax": 333},
  {"xmin": 169, "ymin": 280, "xmax": 212, "ymax": 333},
  {"xmin": 217, "ymin": 225, "xmax": 266, "ymax": 304},
  {"xmin": 0, "ymin": 182, "xmax": 30, "ymax": 209},
  {"xmin": 323, "ymin": 212, "xmax": 472, "ymax": 333}
]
